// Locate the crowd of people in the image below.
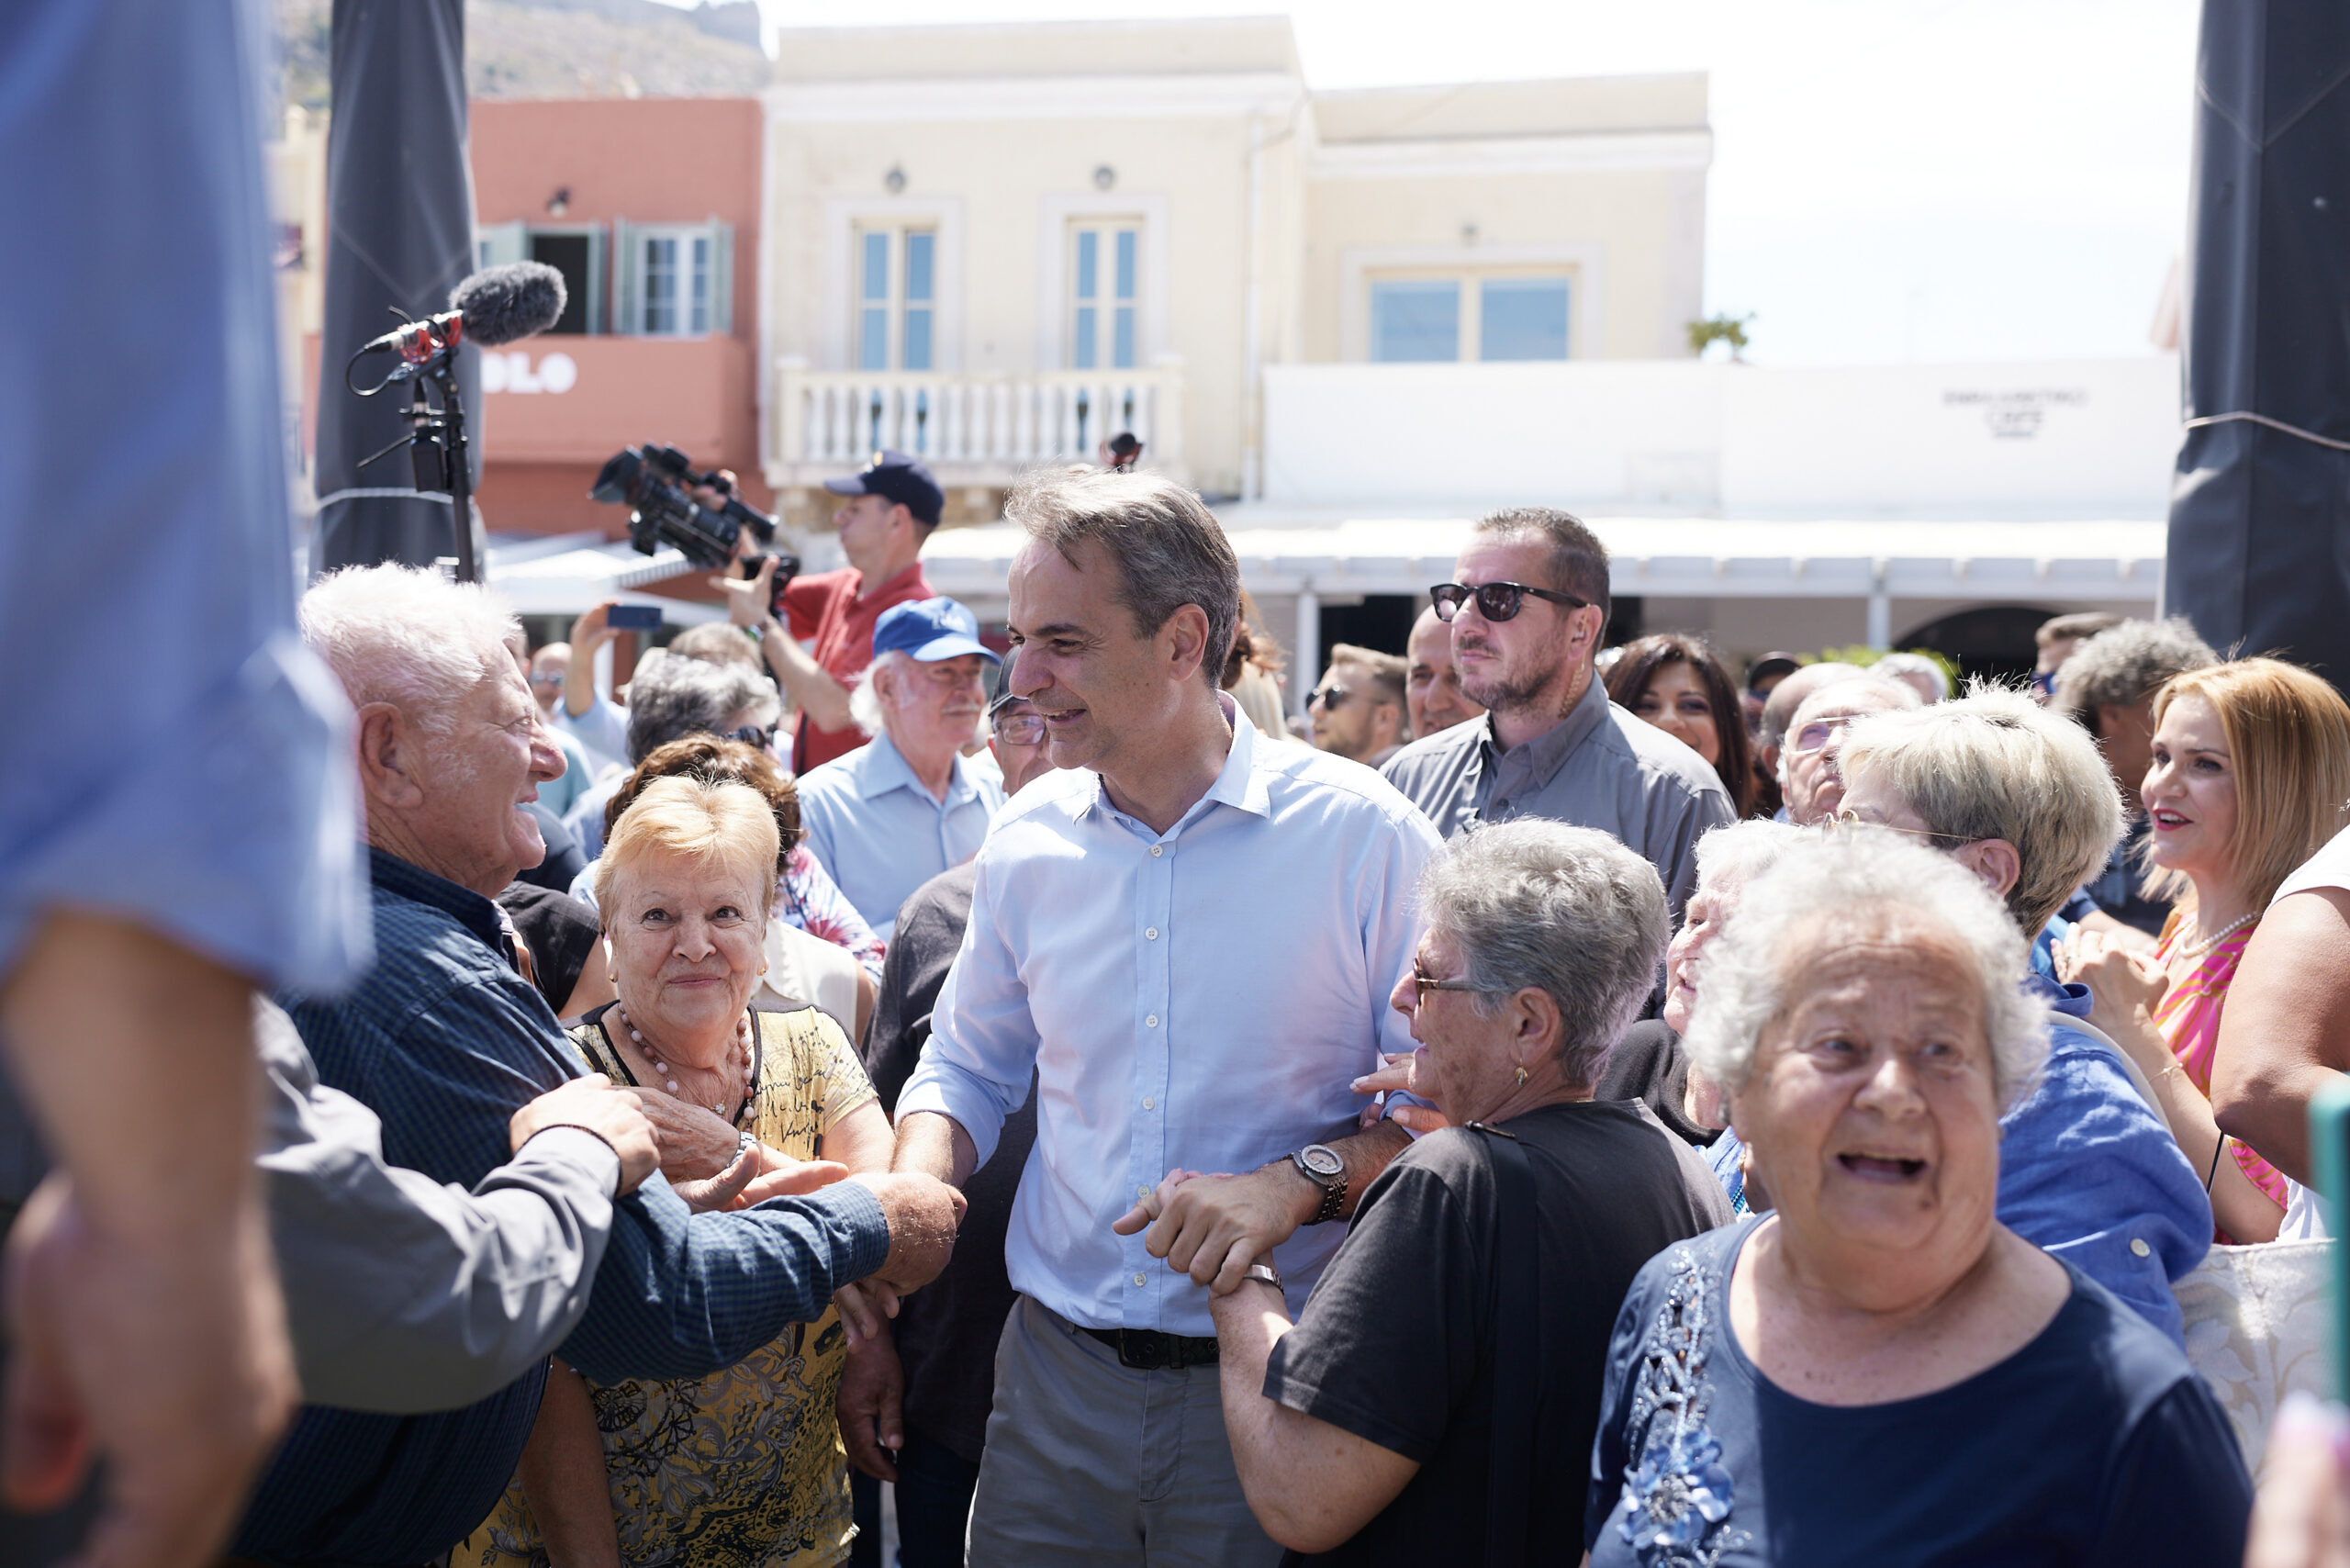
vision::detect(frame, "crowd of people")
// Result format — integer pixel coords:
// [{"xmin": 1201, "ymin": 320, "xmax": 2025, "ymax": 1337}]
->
[
  {"xmin": 32, "ymin": 9, "xmax": 2350, "ymax": 1568},
  {"xmin": 44, "ymin": 432, "xmax": 2350, "ymax": 1568}
]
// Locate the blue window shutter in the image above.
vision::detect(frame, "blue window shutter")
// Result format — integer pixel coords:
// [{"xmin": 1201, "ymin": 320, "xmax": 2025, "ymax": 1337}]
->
[
  {"xmin": 613, "ymin": 218, "xmax": 639, "ymax": 334},
  {"xmin": 477, "ymin": 219, "xmax": 525, "ymax": 271},
  {"xmin": 708, "ymin": 219, "xmax": 733, "ymax": 336},
  {"xmin": 583, "ymin": 227, "xmax": 608, "ymax": 334}
]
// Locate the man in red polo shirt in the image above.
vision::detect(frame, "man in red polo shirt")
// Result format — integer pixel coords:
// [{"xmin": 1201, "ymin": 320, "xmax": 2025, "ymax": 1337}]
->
[{"xmin": 720, "ymin": 450, "xmax": 946, "ymax": 771}]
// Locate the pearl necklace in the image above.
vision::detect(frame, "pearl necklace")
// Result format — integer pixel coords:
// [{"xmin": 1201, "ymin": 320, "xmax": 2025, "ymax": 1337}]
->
[
  {"xmin": 2179, "ymin": 911, "xmax": 2259, "ymax": 959},
  {"xmin": 612, "ymin": 1004, "xmax": 757, "ymax": 1121}
]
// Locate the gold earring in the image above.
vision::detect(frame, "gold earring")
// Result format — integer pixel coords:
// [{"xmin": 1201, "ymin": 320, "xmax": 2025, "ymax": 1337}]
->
[{"xmin": 1514, "ymin": 1064, "xmax": 1528, "ymax": 1087}]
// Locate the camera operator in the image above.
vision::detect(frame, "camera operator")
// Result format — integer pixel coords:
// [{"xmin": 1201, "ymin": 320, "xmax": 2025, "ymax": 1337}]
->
[{"xmin": 711, "ymin": 451, "xmax": 945, "ymax": 773}]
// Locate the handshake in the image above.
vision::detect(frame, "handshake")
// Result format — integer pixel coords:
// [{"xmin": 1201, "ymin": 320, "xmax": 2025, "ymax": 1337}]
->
[{"xmin": 508, "ymin": 1077, "xmax": 968, "ymax": 1305}]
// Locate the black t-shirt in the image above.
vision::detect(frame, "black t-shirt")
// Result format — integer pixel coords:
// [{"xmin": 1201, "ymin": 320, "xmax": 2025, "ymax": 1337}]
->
[
  {"xmin": 1595, "ymin": 1020, "xmax": 1719, "ymax": 1147},
  {"xmin": 496, "ymin": 880, "xmax": 600, "ymax": 1016},
  {"xmin": 863, "ymin": 861, "xmax": 1038, "ymax": 1462},
  {"xmin": 1262, "ymin": 1101, "xmax": 1730, "ymax": 1567},
  {"xmin": 1585, "ymin": 1218, "xmax": 2252, "ymax": 1567}
]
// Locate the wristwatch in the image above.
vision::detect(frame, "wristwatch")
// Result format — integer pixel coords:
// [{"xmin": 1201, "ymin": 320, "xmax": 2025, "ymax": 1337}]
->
[
  {"xmin": 1289, "ymin": 1143, "xmax": 1347, "ymax": 1226},
  {"xmin": 1242, "ymin": 1260, "xmax": 1286, "ymax": 1295}
]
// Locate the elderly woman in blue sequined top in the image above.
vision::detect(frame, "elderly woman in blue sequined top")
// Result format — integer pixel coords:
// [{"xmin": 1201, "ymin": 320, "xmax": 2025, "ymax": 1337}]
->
[{"xmin": 1583, "ymin": 828, "xmax": 2249, "ymax": 1568}]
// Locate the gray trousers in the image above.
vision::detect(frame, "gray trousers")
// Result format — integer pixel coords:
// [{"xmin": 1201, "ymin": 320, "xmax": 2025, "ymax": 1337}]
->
[{"xmin": 965, "ymin": 1295, "xmax": 1284, "ymax": 1568}]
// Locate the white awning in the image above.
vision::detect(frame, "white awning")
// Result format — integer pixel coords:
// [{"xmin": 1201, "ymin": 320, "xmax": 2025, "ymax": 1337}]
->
[{"xmin": 918, "ymin": 510, "xmax": 2166, "ymax": 605}]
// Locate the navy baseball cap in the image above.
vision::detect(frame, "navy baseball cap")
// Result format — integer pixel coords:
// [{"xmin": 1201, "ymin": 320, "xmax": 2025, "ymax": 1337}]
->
[
  {"xmin": 824, "ymin": 449, "xmax": 945, "ymax": 529},
  {"xmin": 873, "ymin": 597, "xmax": 1001, "ymax": 666}
]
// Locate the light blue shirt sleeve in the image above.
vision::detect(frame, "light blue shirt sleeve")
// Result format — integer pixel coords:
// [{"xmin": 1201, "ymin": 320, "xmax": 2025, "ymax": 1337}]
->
[
  {"xmin": 556, "ymin": 694, "xmax": 631, "ymax": 778},
  {"xmin": 898, "ymin": 851, "xmax": 1038, "ymax": 1171},
  {"xmin": 0, "ymin": 0, "xmax": 367, "ymax": 991}
]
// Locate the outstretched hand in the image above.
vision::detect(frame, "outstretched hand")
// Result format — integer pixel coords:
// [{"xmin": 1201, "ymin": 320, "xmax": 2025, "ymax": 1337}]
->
[{"xmin": 708, "ymin": 554, "xmax": 777, "ymax": 630}]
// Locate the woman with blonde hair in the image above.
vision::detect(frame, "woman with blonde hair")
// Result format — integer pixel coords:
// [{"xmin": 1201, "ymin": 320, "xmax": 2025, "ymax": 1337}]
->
[
  {"xmin": 468, "ymin": 775, "xmax": 894, "ymax": 1568},
  {"xmin": 2064, "ymin": 656, "xmax": 2350, "ymax": 1242}
]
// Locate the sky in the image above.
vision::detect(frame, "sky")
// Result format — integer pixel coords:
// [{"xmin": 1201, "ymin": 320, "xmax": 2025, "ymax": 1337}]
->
[{"xmin": 674, "ymin": 0, "xmax": 2203, "ymax": 367}]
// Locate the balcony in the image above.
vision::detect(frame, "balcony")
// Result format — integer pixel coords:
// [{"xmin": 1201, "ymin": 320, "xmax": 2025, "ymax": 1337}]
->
[{"xmin": 767, "ymin": 355, "xmax": 1187, "ymax": 489}]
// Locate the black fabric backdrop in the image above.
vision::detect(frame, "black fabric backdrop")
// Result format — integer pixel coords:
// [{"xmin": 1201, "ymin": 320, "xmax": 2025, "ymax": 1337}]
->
[
  {"xmin": 2165, "ymin": 0, "xmax": 2350, "ymax": 685},
  {"xmin": 312, "ymin": 0, "xmax": 485, "ymax": 574}
]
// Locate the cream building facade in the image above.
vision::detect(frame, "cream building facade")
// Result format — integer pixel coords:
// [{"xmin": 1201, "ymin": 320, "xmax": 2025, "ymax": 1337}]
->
[{"xmin": 757, "ymin": 17, "xmax": 1711, "ymax": 520}]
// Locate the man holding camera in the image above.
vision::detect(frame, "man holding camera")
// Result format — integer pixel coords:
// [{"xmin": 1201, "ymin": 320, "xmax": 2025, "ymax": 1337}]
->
[{"xmin": 720, "ymin": 450, "xmax": 946, "ymax": 773}]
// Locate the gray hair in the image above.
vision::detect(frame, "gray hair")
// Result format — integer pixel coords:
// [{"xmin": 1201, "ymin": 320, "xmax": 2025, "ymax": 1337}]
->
[
  {"xmin": 2053, "ymin": 617, "xmax": 2219, "ymax": 734},
  {"xmin": 300, "ymin": 563, "xmax": 520, "ymax": 734},
  {"xmin": 1692, "ymin": 818, "xmax": 1804, "ymax": 899},
  {"xmin": 1416, "ymin": 821, "xmax": 1669, "ymax": 1087},
  {"xmin": 666, "ymin": 621, "xmax": 765, "ymax": 672},
  {"xmin": 1872, "ymin": 652, "xmax": 1951, "ymax": 702},
  {"xmin": 847, "ymin": 649, "xmax": 913, "ymax": 738},
  {"xmin": 1006, "ymin": 466, "xmax": 1241, "ymax": 687},
  {"xmin": 1473, "ymin": 507, "xmax": 1611, "ymax": 628},
  {"xmin": 1684, "ymin": 828, "xmax": 2051, "ymax": 1115},
  {"xmin": 623, "ymin": 653, "xmax": 780, "ymax": 765},
  {"xmin": 1841, "ymin": 682, "xmax": 2124, "ymax": 933}
]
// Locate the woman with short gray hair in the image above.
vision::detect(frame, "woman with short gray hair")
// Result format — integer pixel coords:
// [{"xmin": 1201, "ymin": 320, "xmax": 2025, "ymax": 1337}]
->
[
  {"xmin": 1585, "ymin": 829, "xmax": 2249, "ymax": 1566},
  {"xmin": 1201, "ymin": 822, "xmax": 1728, "ymax": 1564}
]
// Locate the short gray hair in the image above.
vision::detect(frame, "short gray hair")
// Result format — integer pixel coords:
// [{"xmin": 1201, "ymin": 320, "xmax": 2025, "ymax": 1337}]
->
[
  {"xmin": 847, "ymin": 650, "xmax": 913, "ymax": 738},
  {"xmin": 1872, "ymin": 652, "xmax": 1950, "ymax": 702},
  {"xmin": 300, "ymin": 563, "xmax": 520, "ymax": 734},
  {"xmin": 1684, "ymin": 828, "xmax": 2050, "ymax": 1114},
  {"xmin": 666, "ymin": 621, "xmax": 765, "ymax": 672},
  {"xmin": 1006, "ymin": 466, "xmax": 1240, "ymax": 686},
  {"xmin": 1416, "ymin": 821, "xmax": 1669, "ymax": 1087},
  {"xmin": 2053, "ymin": 617, "xmax": 2219, "ymax": 734},
  {"xmin": 1693, "ymin": 818, "xmax": 1804, "ymax": 899},
  {"xmin": 623, "ymin": 653, "xmax": 780, "ymax": 765},
  {"xmin": 1841, "ymin": 683, "xmax": 2123, "ymax": 933}
]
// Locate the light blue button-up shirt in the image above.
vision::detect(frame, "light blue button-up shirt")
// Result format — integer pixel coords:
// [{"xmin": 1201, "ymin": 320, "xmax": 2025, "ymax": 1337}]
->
[
  {"xmin": 797, "ymin": 731, "xmax": 1005, "ymax": 940},
  {"xmin": 898, "ymin": 707, "xmax": 1440, "ymax": 1335}
]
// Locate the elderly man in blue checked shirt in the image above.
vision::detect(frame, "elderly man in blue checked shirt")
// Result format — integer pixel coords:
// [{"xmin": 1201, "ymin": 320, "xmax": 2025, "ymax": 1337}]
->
[
  {"xmin": 228, "ymin": 564, "xmax": 965, "ymax": 1568},
  {"xmin": 882, "ymin": 466, "xmax": 1437, "ymax": 1568}
]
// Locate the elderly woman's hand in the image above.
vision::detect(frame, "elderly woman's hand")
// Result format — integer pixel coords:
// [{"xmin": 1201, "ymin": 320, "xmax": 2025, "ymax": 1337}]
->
[
  {"xmin": 1350, "ymin": 1051, "xmax": 1452, "ymax": 1135},
  {"xmin": 625, "ymin": 1090, "xmax": 752, "ymax": 1181}
]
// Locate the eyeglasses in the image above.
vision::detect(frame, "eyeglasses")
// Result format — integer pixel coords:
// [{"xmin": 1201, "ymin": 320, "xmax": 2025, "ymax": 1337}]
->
[
  {"xmin": 1785, "ymin": 715, "xmax": 1859, "ymax": 756},
  {"xmin": 1429, "ymin": 580, "xmax": 1590, "ymax": 624},
  {"xmin": 727, "ymin": 723, "xmax": 779, "ymax": 749},
  {"xmin": 528, "ymin": 672, "xmax": 565, "ymax": 689},
  {"xmin": 1409, "ymin": 961, "xmax": 1484, "ymax": 1005},
  {"xmin": 994, "ymin": 711, "xmax": 1047, "ymax": 745},
  {"xmin": 1305, "ymin": 685, "xmax": 1353, "ymax": 712},
  {"xmin": 1829, "ymin": 807, "xmax": 1980, "ymax": 845}
]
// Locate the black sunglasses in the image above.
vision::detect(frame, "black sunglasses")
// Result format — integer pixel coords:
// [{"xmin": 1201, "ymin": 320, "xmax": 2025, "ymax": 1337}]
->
[
  {"xmin": 1305, "ymin": 685, "xmax": 1353, "ymax": 712},
  {"xmin": 1429, "ymin": 580, "xmax": 1589, "ymax": 624},
  {"xmin": 727, "ymin": 723, "xmax": 779, "ymax": 749}
]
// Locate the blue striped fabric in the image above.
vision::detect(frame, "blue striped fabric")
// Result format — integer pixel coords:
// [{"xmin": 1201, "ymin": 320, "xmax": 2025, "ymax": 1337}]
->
[{"xmin": 234, "ymin": 849, "xmax": 890, "ymax": 1567}]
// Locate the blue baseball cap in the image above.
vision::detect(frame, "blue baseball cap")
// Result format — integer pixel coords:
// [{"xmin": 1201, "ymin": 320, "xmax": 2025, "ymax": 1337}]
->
[
  {"xmin": 873, "ymin": 597, "xmax": 1001, "ymax": 666},
  {"xmin": 823, "ymin": 449, "xmax": 945, "ymax": 529}
]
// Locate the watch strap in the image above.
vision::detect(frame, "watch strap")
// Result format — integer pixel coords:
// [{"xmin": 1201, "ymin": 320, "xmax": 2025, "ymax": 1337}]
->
[
  {"xmin": 1292, "ymin": 1148, "xmax": 1347, "ymax": 1225},
  {"xmin": 1242, "ymin": 1260, "xmax": 1285, "ymax": 1294}
]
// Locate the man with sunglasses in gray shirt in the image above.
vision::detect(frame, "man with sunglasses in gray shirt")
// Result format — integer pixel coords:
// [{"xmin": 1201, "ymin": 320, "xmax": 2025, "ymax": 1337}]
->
[{"xmin": 1380, "ymin": 508, "xmax": 1732, "ymax": 923}]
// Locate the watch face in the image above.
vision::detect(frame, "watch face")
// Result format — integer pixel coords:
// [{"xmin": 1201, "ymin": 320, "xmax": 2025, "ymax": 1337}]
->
[{"xmin": 1300, "ymin": 1144, "xmax": 1345, "ymax": 1181}]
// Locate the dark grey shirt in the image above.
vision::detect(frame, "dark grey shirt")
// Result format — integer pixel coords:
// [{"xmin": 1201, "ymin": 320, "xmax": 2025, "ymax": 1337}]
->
[{"xmin": 1380, "ymin": 676, "xmax": 1732, "ymax": 919}]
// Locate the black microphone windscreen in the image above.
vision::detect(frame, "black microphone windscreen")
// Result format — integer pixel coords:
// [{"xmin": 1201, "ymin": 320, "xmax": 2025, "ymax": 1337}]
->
[{"xmin": 450, "ymin": 261, "xmax": 567, "ymax": 347}]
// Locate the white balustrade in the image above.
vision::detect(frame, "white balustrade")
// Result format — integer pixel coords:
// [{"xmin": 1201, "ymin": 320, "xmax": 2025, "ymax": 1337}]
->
[{"xmin": 775, "ymin": 360, "xmax": 1186, "ymax": 480}]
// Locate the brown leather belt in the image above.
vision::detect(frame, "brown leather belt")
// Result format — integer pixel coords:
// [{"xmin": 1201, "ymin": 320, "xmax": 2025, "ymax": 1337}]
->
[{"xmin": 1080, "ymin": 1324, "xmax": 1221, "ymax": 1372}]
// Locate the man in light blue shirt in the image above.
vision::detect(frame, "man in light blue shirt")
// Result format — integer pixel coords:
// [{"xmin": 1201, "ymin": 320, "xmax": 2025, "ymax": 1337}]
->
[
  {"xmin": 796, "ymin": 599, "xmax": 1005, "ymax": 940},
  {"xmin": 890, "ymin": 469, "xmax": 1436, "ymax": 1566}
]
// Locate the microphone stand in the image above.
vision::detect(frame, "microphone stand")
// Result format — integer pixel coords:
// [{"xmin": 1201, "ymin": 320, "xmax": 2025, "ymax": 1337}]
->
[{"xmin": 351, "ymin": 340, "xmax": 478, "ymax": 583}]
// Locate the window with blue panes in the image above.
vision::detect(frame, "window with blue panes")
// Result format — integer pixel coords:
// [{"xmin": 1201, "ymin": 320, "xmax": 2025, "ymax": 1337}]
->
[
  {"xmin": 1070, "ymin": 221, "xmax": 1140, "ymax": 369},
  {"xmin": 1368, "ymin": 273, "xmax": 1572, "ymax": 363},
  {"xmin": 856, "ymin": 227, "xmax": 936, "ymax": 370}
]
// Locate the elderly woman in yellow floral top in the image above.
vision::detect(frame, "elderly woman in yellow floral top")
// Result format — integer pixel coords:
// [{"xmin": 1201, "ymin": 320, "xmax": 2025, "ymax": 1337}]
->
[{"xmin": 464, "ymin": 776, "xmax": 895, "ymax": 1568}]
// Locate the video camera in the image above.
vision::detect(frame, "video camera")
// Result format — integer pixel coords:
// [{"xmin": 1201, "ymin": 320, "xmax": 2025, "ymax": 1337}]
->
[{"xmin": 591, "ymin": 444, "xmax": 793, "ymax": 577}]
